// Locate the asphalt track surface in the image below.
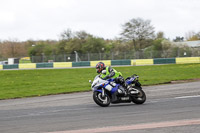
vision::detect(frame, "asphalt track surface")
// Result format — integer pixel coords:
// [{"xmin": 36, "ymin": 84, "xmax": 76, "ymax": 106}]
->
[{"xmin": 0, "ymin": 81, "xmax": 200, "ymax": 133}]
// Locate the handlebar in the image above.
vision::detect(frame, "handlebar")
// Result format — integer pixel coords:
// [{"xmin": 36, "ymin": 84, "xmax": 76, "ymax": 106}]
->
[{"xmin": 132, "ymin": 74, "xmax": 139, "ymax": 78}]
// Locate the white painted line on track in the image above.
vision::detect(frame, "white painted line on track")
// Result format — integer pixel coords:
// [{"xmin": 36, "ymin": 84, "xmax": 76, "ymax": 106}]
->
[
  {"xmin": 147, "ymin": 95, "xmax": 200, "ymax": 104},
  {"xmin": 174, "ymin": 95, "xmax": 200, "ymax": 99},
  {"xmin": 2, "ymin": 95, "xmax": 200, "ymax": 120}
]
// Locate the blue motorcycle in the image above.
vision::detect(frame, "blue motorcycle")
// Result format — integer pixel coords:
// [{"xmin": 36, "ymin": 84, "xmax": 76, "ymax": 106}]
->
[{"xmin": 89, "ymin": 74, "xmax": 146, "ymax": 107}]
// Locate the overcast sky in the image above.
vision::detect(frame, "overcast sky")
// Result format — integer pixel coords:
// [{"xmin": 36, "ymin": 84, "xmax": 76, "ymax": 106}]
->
[{"xmin": 0, "ymin": 0, "xmax": 199, "ymax": 41}]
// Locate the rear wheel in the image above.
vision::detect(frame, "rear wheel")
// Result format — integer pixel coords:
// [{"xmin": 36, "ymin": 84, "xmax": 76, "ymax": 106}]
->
[
  {"xmin": 93, "ymin": 91, "xmax": 111, "ymax": 107},
  {"xmin": 130, "ymin": 86, "xmax": 146, "ymax": 104}
]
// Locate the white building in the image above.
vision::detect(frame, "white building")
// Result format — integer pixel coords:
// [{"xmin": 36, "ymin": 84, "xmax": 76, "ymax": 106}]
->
[{"xmin": 174, "ymin": 40, "xmax": 200, "ymax": 48}]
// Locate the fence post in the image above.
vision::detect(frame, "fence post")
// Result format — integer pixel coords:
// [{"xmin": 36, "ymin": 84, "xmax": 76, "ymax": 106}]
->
[
  {"xmin": 64, "ymin": 54, "xmax": 66, "ymax": 62},
  {"xmin": 53, "ymin": 55, "xmax": 56, "ymax": 62},
  {"xmin": 42, "ymin": 53, "xmax": 44, "ymax": 62},
  {"xmin": 99, "ymin": 53, "xmax": 101, "ymax": 60},
  {"xmin": 135, "ymin": 51, "xmax": 138, "ymax": 59},
  {"xmin": 177, "ymin": 49, "xmax": 180, "ymax": 57},
  {"xmin": 112, "ymin": 52, "xmax": 114, "ymax": 60},
  {"xmin": 74, "ymin": 51, "xmax": 78, "ymax": 62},
  {"xmin": 88, "ymin": 53, "xmax": 90, "ymax": 61},
  {"xmin": 124, "ymin": 52, "xmax": 126, "ymax": 59},
  {"xmin": 31, "ymin": 55, "xmax": 34, "ymax": 63}
]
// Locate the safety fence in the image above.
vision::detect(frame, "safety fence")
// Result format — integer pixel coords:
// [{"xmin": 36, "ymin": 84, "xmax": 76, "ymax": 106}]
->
[
  {"xmin": 0, "ymin": 57, "xmax": 200, "ymax": 70},
  {"xmin": 27, "ymin": 48, "xmax": 200, "ymax": 63}
]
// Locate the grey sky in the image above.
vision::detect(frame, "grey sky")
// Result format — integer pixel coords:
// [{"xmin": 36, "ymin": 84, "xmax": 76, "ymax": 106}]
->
[{"xmin": 0, "ymin": 0, "xmax": 199, "ymax": 41}]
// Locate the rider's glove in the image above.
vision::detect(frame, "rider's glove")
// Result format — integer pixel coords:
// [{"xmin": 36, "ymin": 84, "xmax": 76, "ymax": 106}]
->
[{"xmin": 103, "ymin": 75, "xmax": 110, "ymax": 80}]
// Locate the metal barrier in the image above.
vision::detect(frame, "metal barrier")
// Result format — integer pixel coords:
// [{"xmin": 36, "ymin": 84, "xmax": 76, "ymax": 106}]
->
[{"xmin": 29, "ymin": 50, "xmax": 200, "ymax": 63}]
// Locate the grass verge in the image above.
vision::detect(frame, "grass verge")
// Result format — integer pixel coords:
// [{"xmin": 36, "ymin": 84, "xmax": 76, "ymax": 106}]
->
[{"xmin": 0, "ymin": 63, "xmax": 200, "ymax": 100}]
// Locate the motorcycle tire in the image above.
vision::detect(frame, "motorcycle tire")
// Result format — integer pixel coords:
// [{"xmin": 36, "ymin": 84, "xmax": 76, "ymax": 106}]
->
[
  {"xmin": 93, "ymin": 91, "xmax": 111, "ymax": 107},
  {"xmin": 130, "ymin": 86, "xmax": 146, "ymax": 104}
]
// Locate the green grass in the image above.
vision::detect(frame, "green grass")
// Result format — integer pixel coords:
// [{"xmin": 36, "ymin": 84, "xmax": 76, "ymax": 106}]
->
[{"xmin": 0, "ymin": 63, "xmax": 200, "ymax": 100}]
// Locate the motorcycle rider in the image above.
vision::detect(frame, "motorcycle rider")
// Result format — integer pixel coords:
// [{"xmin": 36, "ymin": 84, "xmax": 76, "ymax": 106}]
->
[{"xmin": 95, "ymin": 62, "xmax": 127, "ymax": 95}]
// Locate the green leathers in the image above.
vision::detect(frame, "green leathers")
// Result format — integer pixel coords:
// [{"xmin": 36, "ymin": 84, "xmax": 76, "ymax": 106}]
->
[{"xmin": 100, "ymin": 66, "xmax": 122, "ymax": 80}]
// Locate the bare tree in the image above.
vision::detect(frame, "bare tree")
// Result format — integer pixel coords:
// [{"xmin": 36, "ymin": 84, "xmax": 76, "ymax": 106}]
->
[
  {"xmin": 120, "ymin": 18, "xmax": 155, "ymax": 50},
  {"xmin": 60, "ymin": 29, "xmax": 74, "ymax": 41},
  {"xmin": 185, "ymin": 31, "xmax": 200, "ymax": 41},
  {"xmin": 0, "ymin": 40, "xmax": 28, "ymax": 58}
]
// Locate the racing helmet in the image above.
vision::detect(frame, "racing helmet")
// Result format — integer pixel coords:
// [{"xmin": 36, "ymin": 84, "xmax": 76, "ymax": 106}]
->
[{"xmin": 96, "ymin": 62, "xmax": 105, "ymax": 74}]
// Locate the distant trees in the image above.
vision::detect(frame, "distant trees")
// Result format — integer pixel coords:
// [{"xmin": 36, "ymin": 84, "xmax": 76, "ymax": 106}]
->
[
  {"xmin": 28, "ymin": 42, "xmax": 53, "ymax": 56},
  {"xmin": 120, "ymin": 18, "xmax": 155, "ymax": 50},
  {"xmin": 156, "ymin": 31, "xmax": 165, "ymax": 39},
  {"xmin": 1, "ymin": 18, "xmax": 199, "ymax": 61},
  {"xmin": 28, "ymin": 29, "xmax": 108, "ymax": 58},
  {"xmin": 143, "ymin": 38, "xmax": 194, "ymax": 58},
  {"xmin": 58, "ymin": 29, "xmax": 107, "ymax": 54},
  {"xmin": 173, "ymin": 36, "xmax": 184, "ymax": 42},
  {"xmin": 185, "ymin": 31, "xmax": 200, "ymax": 41},
  {"xmin": 0, "ymin": 39, "xmax": 28, "ymax": 58}
]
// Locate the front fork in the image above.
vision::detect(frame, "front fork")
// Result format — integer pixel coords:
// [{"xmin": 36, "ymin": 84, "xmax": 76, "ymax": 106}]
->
[{"xmin": 102, "ymin": 88, "xmax": 105, "ymax": 98}]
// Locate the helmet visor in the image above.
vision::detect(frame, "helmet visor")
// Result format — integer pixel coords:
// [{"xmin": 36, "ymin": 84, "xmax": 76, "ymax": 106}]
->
[{"xmin": 96, "ymin": 68, "xmax": 101, "ymax": 73}]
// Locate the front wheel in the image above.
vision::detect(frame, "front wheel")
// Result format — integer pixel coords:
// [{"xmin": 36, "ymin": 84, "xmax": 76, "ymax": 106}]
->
[
  {"xmin": 93, "ymin": 91, "xmax": 111, "ymax": 107},
  {"xmin": 130, "ymin": 86, "xmax": 146, "ymax": 104}
]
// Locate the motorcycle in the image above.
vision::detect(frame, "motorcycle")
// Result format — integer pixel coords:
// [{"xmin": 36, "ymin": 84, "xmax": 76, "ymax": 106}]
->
[{"xmin": 89, "ymin": 73, "xmax": 146, "ymax": 107}]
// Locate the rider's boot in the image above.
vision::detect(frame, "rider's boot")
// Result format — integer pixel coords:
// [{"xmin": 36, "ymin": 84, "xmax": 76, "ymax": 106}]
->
[
  {"xmin": 122, "ymin": 83, "xmax": 129, "ymax": 96},
  {"xmin": 117, "ymin": 86, "xmax": 127, "ymax": 96}
]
